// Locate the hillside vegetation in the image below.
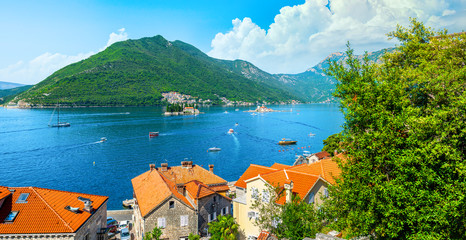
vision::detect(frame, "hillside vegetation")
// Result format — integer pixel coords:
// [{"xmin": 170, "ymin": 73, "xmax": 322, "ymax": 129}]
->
[{"xmin": 12, "ymin": 36, "xmax": 300, "ymax": 106}]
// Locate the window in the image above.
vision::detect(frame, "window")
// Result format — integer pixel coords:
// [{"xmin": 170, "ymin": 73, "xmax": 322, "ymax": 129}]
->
[
  {"xmin": 208, "ymin": 212, "xmax": 217, "ymax": 222},
  {"xmin": 251, "ymin": 187, "xmax": 259, "ymax": 200},
  {"xmin": 5, "ymin": 211, "xmax": 19, "ymax": 222},
  {"xmin": 308, "ymin": 192, "xmax": 315, "ymax": 204},
  {"xmin": 16, "ymin": 193, "xmax": 29, "ymax": 203},
  {"xmin": 180, "ymin": 215, "xmax": 188, "ymax": 227},
  {"xmin": 213, "ymin": 196, "xmax": 217, "ymax": 202},
  {"xmin": 169, "ymin": 201, "xmax": 175, "ymax": 209},
  {"xmin": 157, "ymin": 217, "xmax": 166, "ymax": 228},
  {"xmin": 262, "ymin": 190, "xmax": 270, "ymax": 203},
  {"xmin": 324, "ymin": 187, "xmax": 329, "ymax": 198},
  {"xmin": 221, "ymin": 206, "xmax": 229, "ymax": 216}
]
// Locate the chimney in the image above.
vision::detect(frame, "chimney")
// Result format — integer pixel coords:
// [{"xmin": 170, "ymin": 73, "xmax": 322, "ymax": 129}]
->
[
  {"xmin": 78, "ymin": 196, "xmax": 93, "ymax": 213},
  {"xmin": 209, "ymin": 164, "xmax": 214, "ymax": 173},
  {"xmin": 284, "ymin": 180, "xmax": 294, "ymax": 204},
  {"xmin": 161, "ymin": 163, "xmax": 168, "ymax": 171},
  {"xmin": 188, "ymin": 161, "xmax": 193, "ymax": 169},
  {"xmin": 150, "ymin": 164, "xmax": 155, "ymax": 171}
]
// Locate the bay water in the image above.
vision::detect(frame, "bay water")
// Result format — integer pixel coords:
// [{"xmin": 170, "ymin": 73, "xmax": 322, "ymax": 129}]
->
[{"xmin": 0, "ymin": 104, "xmax": 343, "ymax": 209}]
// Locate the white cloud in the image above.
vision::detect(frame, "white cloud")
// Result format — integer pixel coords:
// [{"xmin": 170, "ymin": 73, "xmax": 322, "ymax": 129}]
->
[
  {"xmin": 0, "ymin": 28, "xmax": 128, "ymax": 85},
  {"xmin": 209, "ymin": 0, "xmax": 465, "ymax": 74}
]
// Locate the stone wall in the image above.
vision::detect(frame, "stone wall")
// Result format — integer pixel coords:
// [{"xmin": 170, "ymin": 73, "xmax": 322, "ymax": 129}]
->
[
  {"xmin": 197, "ymin": 193, "xmax": 232, "ymax": 237},
  {"xmin": 143, "ymin": 196, "xmax": 197, "ymax": 240}
]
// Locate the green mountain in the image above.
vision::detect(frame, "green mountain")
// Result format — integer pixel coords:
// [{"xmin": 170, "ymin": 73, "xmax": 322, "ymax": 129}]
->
[
  {"xmin": 0, "ymin": 85, "xmax": 32, "ymax": 104},
  {"xmin": 9, "ymin": 35, "xmax": 393, "ymax": 107},
  {"xmin": 11, "ymin": 36, "xmax": 301, "ymax": 107}
]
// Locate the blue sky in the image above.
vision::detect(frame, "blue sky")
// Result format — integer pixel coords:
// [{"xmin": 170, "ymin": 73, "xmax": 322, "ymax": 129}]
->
[{"xmin": 1, "ymin": 0, "xmax": 464, "ymax": 84}]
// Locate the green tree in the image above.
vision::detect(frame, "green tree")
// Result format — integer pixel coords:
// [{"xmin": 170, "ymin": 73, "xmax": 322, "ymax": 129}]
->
[
  {"xmin": 208, "ymin": 215, "xmax": 239, "ymax": 240},
  {"xmin": 188, "ymin": 233, "xmax": 200, "ymax": 240},
  {"xmin": 250, "ymin": 184, "xmax": 283, "ymax": 233},
  {"xmin": 324, "ymin": 19, "xmax": 465, "ymax": 239},
  {"xmin": 143, "ymin": 225, "xmax": 163, "ymax": 240},
  {"xmin": 276, "ymin": 196, "xmax": 324, "ymax": 240},
  {"xmin": 322, "ymin": 133, "xmax": 343, "ymax": 156}
]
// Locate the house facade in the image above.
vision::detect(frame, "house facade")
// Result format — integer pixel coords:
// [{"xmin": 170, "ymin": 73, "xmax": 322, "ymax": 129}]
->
[
  {"xmin": 132, "ymin": 161, "xmax": 231, "ymax": 240},
  {"xmin": 0, "ymin": 186, "xmax": 108, "ymax": 240},
  {"xmin": 233, "ymin": 154, "xmax": 344, "ymax": 239}
]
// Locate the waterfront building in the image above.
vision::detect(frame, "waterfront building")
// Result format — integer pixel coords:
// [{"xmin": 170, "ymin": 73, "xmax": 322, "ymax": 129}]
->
[
  {"xmin": 131, "ymin": 161, "xmax": 231, "ymax": 240},
  {"xmin": 0, "ymin": 186, "xmax": 108, "ymax": 240},
  {"xmin": 233, "ymin": 154, "xmax": 344, "ymax": 239}
]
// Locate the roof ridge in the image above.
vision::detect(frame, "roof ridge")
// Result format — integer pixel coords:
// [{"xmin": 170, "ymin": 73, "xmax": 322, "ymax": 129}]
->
[
  {"xmin": 26, "ymin": 186, "xmax": 107, "ymax": 198},
  {"xmin": 284, "ymin": 169, "xmax": 289, "ymax": 179},
  {"xmin": 286, "ymin": 169, "xmax": 320, "ymax": 177},
  {"xmin": 250, "ymin": 164, "xmax": 277, "ymax": 169},
  {"xmin": 31, "ymin": 187, "xmax": 75, "ymax": 232},
  {"xmin": 320, "ymin": 161, "xmax": 325, "ymax": 178}
]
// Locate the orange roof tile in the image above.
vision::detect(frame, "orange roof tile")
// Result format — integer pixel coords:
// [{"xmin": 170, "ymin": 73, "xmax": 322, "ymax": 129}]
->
[
  {"xmin": 184, "ymin": 181, "xmax": 216, "ymax": 200},
  {"xmin": 0, "ymin": 186, "xmax": 107, "ymax": 234},
  {"xmin": 315, "ymin": 151, "xmax": 330, "ymax": 159},
  {"xmin": 258, "ymin": 169, "xmax": 319, "ymax": 205},
  {"xmin": 270, "ymin": 163, "xmax": 290, "ymax": 170},
  {"xmin": 159, "ymin": 174, "xmax": 194, "ymax": 210},
  {"xmin": 0, "ymin": 186, "xmax": 10, "ymax": 201},
  {"xmin": 290, "ymin": 153, "xmax": 344, "ymax": 185},
  {"xmin": 158, "ymin": 165, "xmax": 227, "ymax": 186},
  {"xmin": 258, "ymin": 231, "xmax": 271, "ymax": 240},
  {"xmin": 234, "ymin": 164, "xmax": 278, "ymax": 189},
  {"xmin": 131, "ymin": 169, "xmax": 173, "ymax": 217},
  {"xmin": 209, "ymin": 185, "xmax": 230, "ymax": 192}
]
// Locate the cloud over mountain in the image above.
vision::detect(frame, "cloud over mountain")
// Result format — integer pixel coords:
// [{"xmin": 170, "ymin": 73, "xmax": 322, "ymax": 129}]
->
[
  {"xmin": 0, "ymin": 28, "xmax": 128, "ymax": 85},
  {"xmin": 208, "ymin": 0, "xmax": 465, "ymax": 74}
]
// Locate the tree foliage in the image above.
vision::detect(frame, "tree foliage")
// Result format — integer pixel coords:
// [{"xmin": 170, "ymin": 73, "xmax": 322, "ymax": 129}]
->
[
  {"xmin": 276, "ymin": 196, "xmax": 325, "ymax": 240},
  {"xmin": 208, "ymin": 214, "xmax": 239, "ymax": 240},
  {"xmin": 322, "ymin": 133, "xmax": 343, "ymax": 156},
  {"xmin": 188, "ymin": 233, "xmax": 200, "ymax": 240},
  {"xmin": 143, "ymin": 224, "xmax": 163, "ymax": 240},
  {"xmin": 250, "ymin": 184, "xmax": 283, "ymax": 233},
  {"xmin": 324, "ymin": 19, "xmax": 465, "ymax": 239}
]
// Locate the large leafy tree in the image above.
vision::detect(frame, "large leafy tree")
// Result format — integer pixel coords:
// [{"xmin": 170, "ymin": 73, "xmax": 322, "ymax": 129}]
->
[
  {"xmin": 143, "ymin": 225, "xmax": 163, "ymax": 240},
  {"xmin": 324, "ymin": 19, "xmax": 465, "ymax": 239},
  {"xmin": 208, "ymin": 215, "xmax": 239, "ymax": 240},
  {"xmin": 276, "ymin": 196, "xmax": 324, "ymax": 240}
]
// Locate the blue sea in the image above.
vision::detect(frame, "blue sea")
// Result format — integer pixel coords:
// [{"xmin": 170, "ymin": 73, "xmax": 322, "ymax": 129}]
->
[{"xmin": 0, "ymin": 104, "xmax": 344, "ymax": 209}]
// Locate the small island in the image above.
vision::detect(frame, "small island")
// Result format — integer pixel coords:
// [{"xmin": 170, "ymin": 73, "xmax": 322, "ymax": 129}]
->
[
  {"xmin": 244, "ymin": 105, "xmax": 290, "ymax": 113},
  {"xmin": 164, "ymin": 103, "xmax": 202, "ymax": 116}
]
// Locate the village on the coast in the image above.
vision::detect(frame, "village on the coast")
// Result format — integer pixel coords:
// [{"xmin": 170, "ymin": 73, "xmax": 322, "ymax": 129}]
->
[{"xmin": 0, "ymin": 148, "xmax": 344, "ymax": 240}]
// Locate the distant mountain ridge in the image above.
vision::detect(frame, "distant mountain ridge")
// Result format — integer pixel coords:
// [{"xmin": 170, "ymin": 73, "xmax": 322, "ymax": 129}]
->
[
  {"xmin": 8, "ymin": 36, "xmax": 393, "ymax": 107},
  {"xmin": 0, "ymin": 81, "xmax": 25, "ymax": 90}
]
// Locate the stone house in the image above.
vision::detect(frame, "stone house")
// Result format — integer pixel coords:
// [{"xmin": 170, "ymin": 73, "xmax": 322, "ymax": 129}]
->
[
  {"xmin": 0, "ymin": 186, "xmax": 108, "ymax": 240},
  {"xmin": 131, "ymin": 161, "xmax": 231, "ymax": 240},
  {"xmin": 233, "ymin": 154, "xmax": 344, "ymax": 239}
]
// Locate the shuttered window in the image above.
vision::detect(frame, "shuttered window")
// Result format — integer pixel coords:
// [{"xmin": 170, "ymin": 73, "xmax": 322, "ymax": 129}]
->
[
  {"xmin": 180, "ymin": 215, "xmax": 188, "ymax": 227},
  {"xmin": 157, "ymin": 217, "xmax": 166, "ymax": 228}
]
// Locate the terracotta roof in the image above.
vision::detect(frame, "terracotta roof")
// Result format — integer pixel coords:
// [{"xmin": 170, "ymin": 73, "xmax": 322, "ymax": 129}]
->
[
  {"xmin": 0, "ymin": 186, "xmax": 107, "ymax": 234},
  {"xmin": 209, "ymin": 185, "xmax": 230, "ymax": 192},
  {"xmin": 184, "ymin": 181, "xmax": 216, "ymax": 202},
  {"xmin": 158, "ymin": 165, "xmax": 227, "ymax": 186},
  {"xmin": 270, "ymin": 163, "xmax": 290, "ymax": 170},
  {"xmin": 258, "ymin": 231, "xmax": 270, "ymax": 240},
  {"xmin": 0, "ymin": 186, "xmax": 10, "ymax": 201},
  {"xmin": 258, "ymin": 169, "xmax": 319, "ymax": 205},
  {"xmin": 314, "ymin": 151, "xmax": 330, "ymax": 159},
  {"xmin": 131, "ymin": 169, "xmax": 173, "ymax": 217},
  {"xmin": 290, "ymin": 153, "xmax": 344, "ymax": 185},
  {"xmin": 234, "ymin": 164, "xmax": 278, "ymax": 189},
  {"xmin": 133, "ymin": 164, "xmax": 229, "ymax": 217}
]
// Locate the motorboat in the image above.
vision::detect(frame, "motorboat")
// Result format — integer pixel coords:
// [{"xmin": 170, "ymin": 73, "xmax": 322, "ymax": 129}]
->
[
  {"xmin": 208, "ymin": 147, "xmax": 221, "ymax": 152},
  {"xmin": 149, "ymin": 132, "xmax": 159, "ymax": 137},
  {"xmin": 228, "ymin": 129, "xmax": 234, "ymax": 134},
  {"xmin": 308, "ymin": 132, "xmax": 316, "ymax": 136},
  {"xmin": 100, "ymin": 137, "xmax": 107, "ymax": 142},
  {"xmin": 278, "ymin": 138, "xmax": 297, "ymax": 145}
]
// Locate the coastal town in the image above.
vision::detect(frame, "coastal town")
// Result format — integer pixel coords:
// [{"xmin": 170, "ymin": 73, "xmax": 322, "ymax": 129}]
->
[{"xmin": 0, "ymin": 150, "xmax": 343, "ymax": 240}]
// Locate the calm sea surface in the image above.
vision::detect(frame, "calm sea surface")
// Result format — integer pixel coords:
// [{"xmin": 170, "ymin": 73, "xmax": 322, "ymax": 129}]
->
[{"xmin": 0, "ymin": 104, "xmax": 343, "ymax": 209}]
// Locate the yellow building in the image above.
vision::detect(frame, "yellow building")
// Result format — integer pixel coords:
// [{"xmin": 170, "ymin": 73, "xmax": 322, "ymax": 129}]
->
[{"xmin": 233, "ymin": 154, "xmax": 344, "ymax": 239}]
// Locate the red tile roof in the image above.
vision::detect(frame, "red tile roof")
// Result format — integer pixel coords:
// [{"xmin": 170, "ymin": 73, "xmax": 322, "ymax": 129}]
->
[
  {"xmin": 315, "ymin": 151, "xmax": 330, "ymax": 159},
  {"xmin": 270, "ymin": 163, "xmax": 290, "ymax": 170},
  {"xmin": 0, "ymin": 186, "xmax": 10, "ymax": 201},
  {"xmin": 132, "ymin": 164, "xmax": 229, "ymax": 217},
  {"xmin": 234, "ymin": 164, "xmax": 278, "ymax": 189},
  {"xmin": 290, "ymin": 153, "xmax": 344, "ymax": 185},
  {"xmin": 0, "ymin": 186, "xmax": 107, "ymax": 234},
  {"xmin": 158, "ymin": 165, "xmax": 227, "ymax": 186}
]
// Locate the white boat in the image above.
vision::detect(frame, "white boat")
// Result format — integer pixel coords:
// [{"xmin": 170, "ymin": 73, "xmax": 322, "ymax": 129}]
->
[
  {"xmin": 100, "ymin": 137, "xmax": 107, "ymax": 142},
  {"xmin": 208, "ymin": 147, "xmax": 221, "ymax": 152},
  {"xmin": 48, "ymin": 100, "xmax": 70, "ymax": 128},
  {"xmin": 228, "ymin": 129, "xmax": 234, "ymax": 134},
  {"xmin": 308, "ymin": 132, "xmax": 316, "ymax": 136}
]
